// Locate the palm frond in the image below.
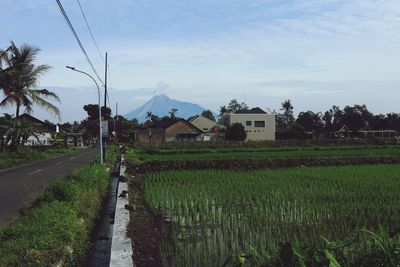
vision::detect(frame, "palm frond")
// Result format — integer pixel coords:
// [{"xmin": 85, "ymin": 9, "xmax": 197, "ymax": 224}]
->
[
  {"xmin": 0, "ymin": 95, "xmax": 15, "ymax": 108},
  {"xmin": 29, "ymin": 93, "xmax": 60, "ymax": 119}
]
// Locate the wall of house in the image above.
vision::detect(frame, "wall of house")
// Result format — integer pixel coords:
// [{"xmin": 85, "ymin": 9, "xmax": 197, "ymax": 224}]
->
[
  {"xmin": 25, "ymin": 133, "xmax": 52, "ymax": 146},
  {"xmin": 190, "ymin": 116, "xmax": 217, "ymax": 132},
  {"xmin": 165, "ymin": 121, "xmax": 201, "ymax": 142},
  {"xmin": 134, "ymin": 128, "xmax": 165, "ymax": 145},
  {"xmin": 199, "ymin": 132, "xmax": 225, "ymax": 141},
  {"xmin": 228, "ymin": 114, "xmax": 275, "ymax": 141}
]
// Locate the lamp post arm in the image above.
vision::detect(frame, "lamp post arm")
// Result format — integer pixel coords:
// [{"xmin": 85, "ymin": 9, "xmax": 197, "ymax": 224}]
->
[{"xmin": 66, "ymin": 66, "xmax": 103, "ymax": 164}]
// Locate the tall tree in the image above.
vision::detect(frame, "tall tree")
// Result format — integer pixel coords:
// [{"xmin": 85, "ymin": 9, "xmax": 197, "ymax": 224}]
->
[
  {"xmin": 341, "ymin": 104, "xmax": 372, "ymax": 131},
  {"xmin": 385, "ymin": 113, "xmax": 400, "ymax": 131},
  {"xmin": 296, "ymin": 111, "xmax": 323, "ymax": 133},
  {"xmin": 322, "ymin": 109, "xmax": 334, "ymax": 130},
  {"xmin": 278, "ymin": 99, "xmax": 295, "ymax": 131},
  {"xmin": 145, "ymin": 111, "xmax": 159, "ymax": 123},
  {"xmin": 201, "ymin": 110, "xmax": 215, "ymax": 121},
  {"xmin": 83, "ymin": 104, "xmax": 111, "ymax": 120},
  {"xmin": 218, "ymin": 99, "xmax": 248, "ymax": 126},
  {"xmin": 169, "ymin": 108, "xmax": 178, "ymax": 120},
  {"xmin": 0, "ymin": 41, "xmax": 60, "ymax": 118}
]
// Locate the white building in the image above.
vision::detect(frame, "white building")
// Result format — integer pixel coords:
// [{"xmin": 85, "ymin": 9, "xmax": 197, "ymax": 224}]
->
[{"xmin": 227, "ymin": 107, "xmax": 275, "ymax": 141}]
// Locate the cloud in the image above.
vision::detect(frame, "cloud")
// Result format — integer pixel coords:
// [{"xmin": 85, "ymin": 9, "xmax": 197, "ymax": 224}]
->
[{"xmin": 2, "ymin": 0, "xmax": 400, "ymax": 120}]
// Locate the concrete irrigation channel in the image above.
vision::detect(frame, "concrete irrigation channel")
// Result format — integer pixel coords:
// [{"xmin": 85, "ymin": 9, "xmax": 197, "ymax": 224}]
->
[{"xmin": 87, "ymin": 145, "xmax": 133, "ymax": 266}]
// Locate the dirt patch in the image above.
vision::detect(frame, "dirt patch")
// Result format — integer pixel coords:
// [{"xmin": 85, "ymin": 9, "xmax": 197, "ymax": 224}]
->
[{"xmin": 127, "ymin": 171, "xmax": 163, "ymax": 267}]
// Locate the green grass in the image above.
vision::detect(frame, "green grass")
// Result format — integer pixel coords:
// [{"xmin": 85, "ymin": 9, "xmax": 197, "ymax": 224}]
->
[
  {"xmin": 0, "ymin": 147, "xmax": 78, "ymax": 170},
  {"xmin": 138, "ymin": 145, "xmax": 400, "ymax": 161},
  {"xmin": 143, "ymin": 165, "xmax": 400, "ymax": 266},
  {"xmin": 0, "ymin": 164, "xmax": 109, "ymax": 267}
]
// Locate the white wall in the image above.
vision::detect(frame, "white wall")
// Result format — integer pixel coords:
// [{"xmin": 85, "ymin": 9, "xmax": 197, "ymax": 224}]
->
[{"xmin": 228, "ymin": 114, "xmax": 275, "ymax": 141}]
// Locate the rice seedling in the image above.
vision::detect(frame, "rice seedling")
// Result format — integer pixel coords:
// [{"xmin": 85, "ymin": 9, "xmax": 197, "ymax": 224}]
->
[{"xmin": 142, "ymin": 164, "xmax": 400, "ymax": 266}]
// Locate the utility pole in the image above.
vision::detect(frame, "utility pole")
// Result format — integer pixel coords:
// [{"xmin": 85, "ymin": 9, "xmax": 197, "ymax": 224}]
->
[
  {"xmin": 114, "ymin": 102, "xmax": 118, "ymax": 133},
  {"xmin": 103, "ymin": 52, "xmax": 108, "ymax": 160},
  {"xmin": 104, "ymin": 52, "xmax": 108, "ymax": 109}
]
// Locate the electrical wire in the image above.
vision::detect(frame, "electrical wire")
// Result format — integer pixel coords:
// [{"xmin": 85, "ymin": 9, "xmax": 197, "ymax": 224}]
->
[
  {"xmin": 55, "ymin": 0, "xmax": 105, "ymax": 86},
  {"xmin": 76, "ymin": 0, "xmax": 105, "ymax": 63}
]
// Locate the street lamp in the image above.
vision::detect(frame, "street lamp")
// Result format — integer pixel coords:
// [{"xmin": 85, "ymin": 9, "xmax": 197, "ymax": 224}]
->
[{"xmin": 66, "ymin": 66, "xmax": 103, "ymax": 164}]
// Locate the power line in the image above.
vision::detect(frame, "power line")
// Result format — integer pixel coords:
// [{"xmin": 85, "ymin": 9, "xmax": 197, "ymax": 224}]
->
[
  {"xmin": 55, "ymin": 0, "xmax": 105, "ymax": 86},
  {"xmin": 75, "ymin": 0, "xmax": 113, "ymax": 110},
  {"xmin": 76, "ymin": 0, "xmax": 105, "ymax": 63}
]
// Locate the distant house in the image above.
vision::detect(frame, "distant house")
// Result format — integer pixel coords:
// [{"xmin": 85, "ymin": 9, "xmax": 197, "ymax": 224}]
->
[
  {"xmin": 227, "ymin": 107, "xmax": 275, "ymax": 141},
  {"xmin": 189, "ymin": 115, "xmax": 217, "ymax": 132},
  {"xmin": 65, "ymin": 133, "xmax": 85, "ymax": 147},
  {"xmin": 17, "ymin": 114, "xmax": 55, "ymax": 146},
  {"xmin": 133, "ymin": 119, "xmax": 203, "ymax": 144},
  {"xmin": 188, "ymin": 115, "xmax": 225, "ymax": 141},
  {"xmin": 324, "ymin": 124, "xmax": 398, "ymax": 139}
]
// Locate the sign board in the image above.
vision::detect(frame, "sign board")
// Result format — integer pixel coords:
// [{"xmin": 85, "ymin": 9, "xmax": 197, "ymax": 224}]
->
[{"xmin": 100, "ymin": 120, "xmax": 109, "ymax": 137}]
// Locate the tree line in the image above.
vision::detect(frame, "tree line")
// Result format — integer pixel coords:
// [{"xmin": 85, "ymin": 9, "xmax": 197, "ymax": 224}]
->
[{"xmin": 276, "ymin": 99, "xmax": 400, "ymax": 138}]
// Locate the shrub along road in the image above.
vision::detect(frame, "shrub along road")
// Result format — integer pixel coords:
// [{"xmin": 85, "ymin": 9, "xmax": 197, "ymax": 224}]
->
[{"xmin": 0, "ymin": 147, "xmax": 98, "ymax": 226}]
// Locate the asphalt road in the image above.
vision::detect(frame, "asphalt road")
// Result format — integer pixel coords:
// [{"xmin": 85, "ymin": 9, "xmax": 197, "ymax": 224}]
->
[{"xmin": 0, "ymin": 147, "xmax": 98, "ymax": 226}]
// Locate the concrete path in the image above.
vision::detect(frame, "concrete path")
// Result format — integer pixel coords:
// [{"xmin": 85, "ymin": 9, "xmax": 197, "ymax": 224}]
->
[{"xmin": 0, "ymin": 147, "xmax": 98, "ymax": 226}]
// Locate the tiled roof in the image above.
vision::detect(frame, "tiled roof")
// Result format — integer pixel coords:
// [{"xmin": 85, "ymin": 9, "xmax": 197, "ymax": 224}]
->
[{"xmin": 235, "ymin": 107, "xmax": 267, "ymax": 114}]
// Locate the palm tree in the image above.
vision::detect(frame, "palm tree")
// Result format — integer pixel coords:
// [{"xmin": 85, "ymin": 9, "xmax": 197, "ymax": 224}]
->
[
  {"xmin": 1, "ymin": 113, "xmax": 38, "ymax": 152},
  {"xmin": 0, "ymin": 41, "xmax": 60, "ymax": 118},
  {"xmin": 145, "ymin": 111, "xmax": 154, "ymax": 121},
  {"xmin": 169, "ymin": 108, "xmax": 178, "ymax": 120}
]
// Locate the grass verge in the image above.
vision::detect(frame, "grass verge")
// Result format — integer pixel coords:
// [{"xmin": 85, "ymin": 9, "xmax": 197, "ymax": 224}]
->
[
  {"xmin": 0, "ymin": 146, "xmax": 78, "ymax": 170},
  {"xmin": 0, "ymin": 163, "xmax": 109, "ymax": 266}
]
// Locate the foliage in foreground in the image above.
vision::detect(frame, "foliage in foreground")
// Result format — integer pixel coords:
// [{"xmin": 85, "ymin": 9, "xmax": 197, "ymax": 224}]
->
[
  {"xmin": 142, "ymin": 165, "xmax": 400, "ymax": 266},
  {"xmin": 0, "ymin": 164, "xmax": 109, "ymax": 267},
  {"xmin": 229, "ymin": 227, "xmax": 400, "ymax": 267}
]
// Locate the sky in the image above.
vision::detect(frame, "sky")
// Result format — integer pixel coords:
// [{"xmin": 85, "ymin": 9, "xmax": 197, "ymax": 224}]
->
[{"xmin": 1, "ymin": 0, "xmax": 400, "ymax": 122}]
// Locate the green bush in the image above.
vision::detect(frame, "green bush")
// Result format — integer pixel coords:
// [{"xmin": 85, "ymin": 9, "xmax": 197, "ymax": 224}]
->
[
  {"xmin": 0, "ymin": 164, "xmax": 109, "ymax": 267},
  {"xmin": 225, "ymin": 123, "xmax": 247, "ymax": 141}
]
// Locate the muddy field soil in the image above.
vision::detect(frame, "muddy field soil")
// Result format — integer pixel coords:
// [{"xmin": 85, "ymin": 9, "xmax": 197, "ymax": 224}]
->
[{"xmin": 127, "ymin": 171, "xmax": 163, "ymax": 267}]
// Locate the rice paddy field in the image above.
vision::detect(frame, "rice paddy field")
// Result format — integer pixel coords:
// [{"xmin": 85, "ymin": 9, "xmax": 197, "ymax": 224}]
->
[
  {"xmin": 142, "ymin": 165, "xmax": 400, "ymax": 266},
  {"xmin": 138, "ymin": 145, "xmax": 400, "ymax": 161}
]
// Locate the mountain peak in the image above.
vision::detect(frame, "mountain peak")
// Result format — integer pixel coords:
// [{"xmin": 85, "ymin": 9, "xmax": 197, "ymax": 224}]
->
[{"xmin": 124, "ymin": 94, "xmax": 212, "ymax": 123}]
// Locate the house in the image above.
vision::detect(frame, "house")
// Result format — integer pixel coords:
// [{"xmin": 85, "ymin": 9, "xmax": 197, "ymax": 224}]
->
[
  {"xmin": 227, "ymin": 107, "xmax": 275, "ymax": 141},
  {"xmin": 65, "ymin": 133, "xmax": 85, "ymax": 147},
  {"xmin": 133, "ymin": 119, "xmax": 203, "ymax": 144},
  {"xmin": 189, "ymin": 115, "xmax": 217, "ymax": 132},
  {"xmin": 18, "ymin": 114, "xmax": 55, "ymax": 146},
  {"xmin": 188, "ymin": 115, "xmax": 225, "ymax": 141},
  {"xmin": 324, "ymin": 124, "xmax": 399, "ymax": 139}
]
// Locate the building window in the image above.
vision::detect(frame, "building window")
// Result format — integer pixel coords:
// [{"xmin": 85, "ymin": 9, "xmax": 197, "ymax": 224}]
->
[
  {"xmin": 246, "ymin": 121, "xmax": 252, "ymax": 126},
  {"xmin": 254, "ymin": 121, "xmax": 265, "ymax": 127}
]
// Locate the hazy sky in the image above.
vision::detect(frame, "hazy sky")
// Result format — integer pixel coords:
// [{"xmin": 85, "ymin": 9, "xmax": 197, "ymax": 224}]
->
[{"xmin": 1, "ymin": 0, "xmax": 400, "ymax": 122}]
